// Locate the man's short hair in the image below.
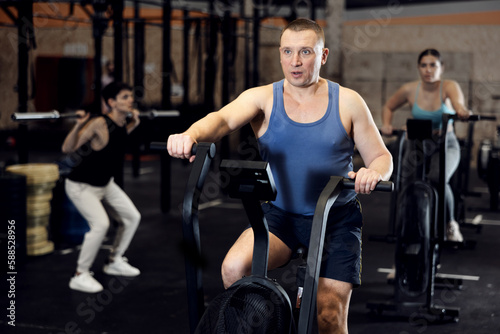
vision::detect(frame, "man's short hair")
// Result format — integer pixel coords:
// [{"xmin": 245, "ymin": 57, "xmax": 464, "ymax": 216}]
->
[
  {"xmin": 280, "ymin": 18, "xmax": 325, "ymax": 47},
  {"xmin": 102, "ymin": 82, "xmax": 132, "ymax": 105}
]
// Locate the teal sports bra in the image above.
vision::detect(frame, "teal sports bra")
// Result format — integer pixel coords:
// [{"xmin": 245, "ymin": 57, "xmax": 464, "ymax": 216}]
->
[{"xmin": 412, "ymin": 81, "xmax": 455, "ymax": 130}]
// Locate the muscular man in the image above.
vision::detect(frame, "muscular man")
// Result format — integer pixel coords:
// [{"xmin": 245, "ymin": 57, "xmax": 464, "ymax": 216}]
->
[{"xmin": 168, "ymin": 19, "xmax": 392, "ymax": 333}]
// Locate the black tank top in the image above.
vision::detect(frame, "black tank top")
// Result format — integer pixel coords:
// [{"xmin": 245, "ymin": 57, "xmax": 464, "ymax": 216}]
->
[{"xmin": 67, "ymin": 116, "xmax": 127, "ymax": 186}]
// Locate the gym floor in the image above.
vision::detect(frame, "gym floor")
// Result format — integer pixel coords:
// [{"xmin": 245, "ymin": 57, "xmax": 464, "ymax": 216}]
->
[{"xmin": 1, "ymin": 147, "xmax": 499, "ymax": 334}]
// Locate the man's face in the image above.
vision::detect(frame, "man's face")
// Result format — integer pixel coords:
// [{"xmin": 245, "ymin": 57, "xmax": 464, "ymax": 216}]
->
[
  {"xmin": 110, "ymin": 89, "xmax": 134, "ymax": 113},
  {"xmin": 279, "ymin": 29, "xmax": 328, "ymax": 87}
]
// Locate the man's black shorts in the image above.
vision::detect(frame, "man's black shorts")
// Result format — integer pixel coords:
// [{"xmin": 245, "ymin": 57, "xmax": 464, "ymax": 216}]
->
[{"xmin": 261, "ymin": 199, "xmax": 363, "ymax": 287}]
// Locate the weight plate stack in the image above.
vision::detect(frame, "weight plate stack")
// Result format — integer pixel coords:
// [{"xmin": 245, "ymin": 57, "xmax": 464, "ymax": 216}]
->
[{"xmin": 6, "ymin": 164, "xmax": 59, "ymax": 256}]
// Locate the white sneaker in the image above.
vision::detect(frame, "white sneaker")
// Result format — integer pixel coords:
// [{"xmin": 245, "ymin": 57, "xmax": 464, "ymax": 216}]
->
[
  {"xmin": 69, "ymin": 272, "xmax": 103, "ymax": 293},
  {"xmin": 103, "ymin": 256, "xmax": 140, "ymax": 277},
  {"xmin": 447, "ymin": 220, "xmax": 464, "ymax": 243}
]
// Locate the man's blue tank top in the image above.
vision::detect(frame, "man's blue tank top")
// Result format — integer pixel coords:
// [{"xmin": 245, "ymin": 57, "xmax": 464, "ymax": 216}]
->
[
  {"xmin": 257, "ymin": 79, "xmax": 356, "ymax": 215},
  {"xmin": 412, "ymin": 81, "xmax": 455, "ymax": 130}
]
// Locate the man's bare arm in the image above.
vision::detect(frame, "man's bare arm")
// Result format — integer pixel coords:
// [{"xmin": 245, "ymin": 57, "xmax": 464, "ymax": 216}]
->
[
  {"xmin": 342, "ymin": 88, "xmax": 393, "ymax": 193},
  {"xmin": 62, "ymin": 111, "xmax": 92, "ymax": 154},
  {"xmin": 167, "ymin": 86, "xmax": 269, "ymax": 161}
]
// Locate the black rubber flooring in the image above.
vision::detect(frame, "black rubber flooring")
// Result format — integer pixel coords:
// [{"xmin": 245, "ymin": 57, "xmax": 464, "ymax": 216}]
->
[{"xmin": 1, "ymin": 149, "xmax": 499, "ymax": 334}]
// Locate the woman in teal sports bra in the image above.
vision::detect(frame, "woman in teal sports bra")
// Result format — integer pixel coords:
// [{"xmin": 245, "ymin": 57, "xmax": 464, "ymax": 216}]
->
[{"xmin": 381, "ymin": 48, "xmax": 471, "ymax": 243}]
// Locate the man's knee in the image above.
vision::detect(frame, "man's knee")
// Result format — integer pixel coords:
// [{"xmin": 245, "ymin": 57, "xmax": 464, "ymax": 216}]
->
[
  {"xmin": 123, "ymin": 209, "xmax": 141, "ymax": 227},
  {"xmin": 89, "ymin": 219, "xmax": 110, "ymax": 235},
  {"xmin": 316, "ymin": 279, "xmax": 352, "ymax": 333},
  {"xmin": 317, "ymin": 302, "xmax": 346, "ymax": 333},
  {"xmin": 221, "ymin": 256, "xmax": 249, "ymax": 289},
  {"xmin": 130, "ymin": 210, "xmax": 141, "ymax": 225}
]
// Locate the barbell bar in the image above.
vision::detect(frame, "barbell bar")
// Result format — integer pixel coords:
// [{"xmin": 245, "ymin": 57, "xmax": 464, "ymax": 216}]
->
[{"xmin": 11, "ymin": 109, "xmax": 180, "ymax": 121}]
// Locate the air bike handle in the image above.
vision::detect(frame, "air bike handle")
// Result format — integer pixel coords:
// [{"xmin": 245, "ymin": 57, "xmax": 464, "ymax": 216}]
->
[
  {"xmin": 148, "ymin": 141, "xmax": 216, "ymax": 334},
  {"xmin": 298, "ymin": 176, "xmax": 393, "ymax": 333},
  {"xmin": 149, "ymin": 142, "xmax": 201, "ymax": 156},
  {"xmin": 341, "ymin": 178, "xmax": 394, "ymax": 192}
]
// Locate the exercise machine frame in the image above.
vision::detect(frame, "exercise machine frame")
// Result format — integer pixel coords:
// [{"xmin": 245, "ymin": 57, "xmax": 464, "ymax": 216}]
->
[
  {"xmin": 161, "ymin": 142, "xmax": 392, "ymax": 333},
  {"xmin": 367, "ymin": 114, "xmax": 495, "ymax": 322}
]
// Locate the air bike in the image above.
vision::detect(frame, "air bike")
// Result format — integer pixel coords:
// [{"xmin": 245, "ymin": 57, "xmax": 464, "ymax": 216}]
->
[
  {"xmin": 367, "ymin": 114, "xmax": 496, "ymax": 323},
  {"xmin": 151, "ymin": 142, "xmax": 393, "ymax": 333}
]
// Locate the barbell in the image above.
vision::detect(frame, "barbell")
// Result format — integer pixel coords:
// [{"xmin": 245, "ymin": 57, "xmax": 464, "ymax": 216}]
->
[{"xmin": 11, "ymin": 109, "xmax": 180, "ymax": 121}]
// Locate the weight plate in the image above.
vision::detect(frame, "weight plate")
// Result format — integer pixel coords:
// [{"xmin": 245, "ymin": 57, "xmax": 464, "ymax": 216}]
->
[{"xmin": 27, "ymin": 240, "xmax": 54, "ymax": 256}]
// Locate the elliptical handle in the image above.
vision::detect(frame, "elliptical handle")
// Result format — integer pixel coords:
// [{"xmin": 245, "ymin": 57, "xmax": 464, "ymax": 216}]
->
[{"xmin": 342, "ymin": 178, "xmax": 394, "ymax": 192}]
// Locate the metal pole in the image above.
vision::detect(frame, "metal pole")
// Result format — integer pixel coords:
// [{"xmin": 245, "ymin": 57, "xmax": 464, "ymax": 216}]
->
[
  {"xmin": 92, "ymin": 0, "xmax": 108, "ymax": 115},
  {"xmin": 204, "ymin": 1, "xmax": 217, "ymax": 110},
  {"xmin": 161, "ymin": 0, "xmax": 172, "ymax": 110},
  {"xmin": 133, "ymin": 3, "xmax": 145, "ymax": 107},
  {"xmin": 161, "ymin": 0, "xmax": 172, "ymax": 212},
  {"xmin": 112, "ymin": 0, "xmax": 124, "ymax": 82},
  {"xmin": 131, "ymin": 2, "xmax": 146, "ymax": 179},
  {"xmin": 183, "ymin": 9, "xmax": 190, "ymax": 108},
  {"xmin": 221, "ymin": 11, "xmax": 233, "ymax": 159},
  {"xmin": 16, "ymin": 0, "xmax": 33, "ymax": 163},
  {"xmin": 310, "ymin": 0, "xmax": 316, "ymax": 20},
  {"xmin": 222, "ymin": 11, "xmax": 231, "ymax": 105},
  {"xmin": 242, "ymin": 1, "xmax": 250, "ymax": 90},
  {"xmin": 252, "ymin": 3, "xmax": 260, "ymax": 87}
]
